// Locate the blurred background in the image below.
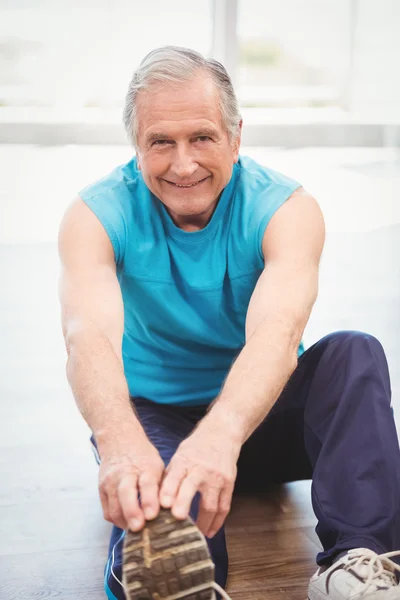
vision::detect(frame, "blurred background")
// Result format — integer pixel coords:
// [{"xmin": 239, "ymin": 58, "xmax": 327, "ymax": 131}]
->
[
  {"xmin": 0, "ymin": 1, "xmax": 399, "ymax": 598},
  {"xmin": 1, "ymin": 0, "xmax": 399, "ymax": 242},
  {"xmin": 1, "ymin": 0, "xmax": 399, "ymax": 114}
]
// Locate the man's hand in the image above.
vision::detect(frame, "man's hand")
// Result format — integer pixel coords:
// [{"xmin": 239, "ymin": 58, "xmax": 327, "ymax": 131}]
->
[
  {"xmin": 159, "ymin": 429, "xmax": 241, "ymax": 538},
  {"xmin": 99, "ymin": 438, "xmax": 165, "ymax": 532}
]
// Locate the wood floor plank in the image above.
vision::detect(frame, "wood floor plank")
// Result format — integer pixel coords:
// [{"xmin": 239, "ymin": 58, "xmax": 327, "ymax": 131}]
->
[
  {"xmin": 225, "ymin": 486, "xmax": 318, "ymax": 600},
  {"xmin": 0, "ymin": 496, "xmax": 109, "ymax": 557},
  {"xmin": 0, "ymin": 547, "xmax": 108, "ymax": 600}
]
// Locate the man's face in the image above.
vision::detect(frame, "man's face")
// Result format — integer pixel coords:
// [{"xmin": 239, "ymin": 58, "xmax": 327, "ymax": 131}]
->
[{"xmin": 135, "ymin": 73, "xmax": 241, "ymax": 229}]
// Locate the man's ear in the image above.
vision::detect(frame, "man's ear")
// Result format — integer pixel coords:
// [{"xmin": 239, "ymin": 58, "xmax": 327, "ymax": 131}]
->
[
  {"xmin": 233, "ymin": 120, "xmax": 243, "ymax": 163},
  {"xmin": 136, "ymin": 153, "xmax": 142, "ymax": 170}
]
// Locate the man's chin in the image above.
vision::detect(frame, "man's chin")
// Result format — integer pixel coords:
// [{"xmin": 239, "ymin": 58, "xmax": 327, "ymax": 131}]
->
[
  {"xmin": 161, "ymin": 197, "xmax": 218, "ymax": 223},
  {"xmin": 161, "ymin": 197, "xmax": 213, "ymax": 213}
]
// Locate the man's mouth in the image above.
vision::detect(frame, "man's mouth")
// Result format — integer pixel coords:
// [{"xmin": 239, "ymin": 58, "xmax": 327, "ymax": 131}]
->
[{"xmin": 163, "ymin": 176, "xmax": 210, "ymax": 188}]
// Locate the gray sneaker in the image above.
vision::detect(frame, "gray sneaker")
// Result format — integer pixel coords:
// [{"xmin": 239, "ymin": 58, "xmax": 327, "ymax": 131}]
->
[
  {"xmin": 308, "ymin": 548, "xmax": 400, "ymax": 599},
  {"xmin": 122, "ymin": 508, "xmax": 230, "ymax": 600}
]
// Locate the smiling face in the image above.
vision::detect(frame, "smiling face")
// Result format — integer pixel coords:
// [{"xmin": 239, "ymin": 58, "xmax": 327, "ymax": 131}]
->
[{"xmin": 135, "ymin": 72, "xmax": 242, "ymax": 231}]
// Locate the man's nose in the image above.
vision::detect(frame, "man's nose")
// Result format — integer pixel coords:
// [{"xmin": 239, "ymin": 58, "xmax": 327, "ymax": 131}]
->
[{"xmin": 170, "ymin": 144, "xmax": 198, "ymax": 179}]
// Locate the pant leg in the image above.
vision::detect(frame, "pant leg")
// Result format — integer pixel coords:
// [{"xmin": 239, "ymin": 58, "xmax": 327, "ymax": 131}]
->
[
  {"xmin": 96, "ymin": 398, "xmax": 229, "ymax": 600},
  {"xmin": 302, "ymin": 331, "xmax": 400, "ymax": 564},
  {"xmin": 235, "ymin": 331, "xmax": 400, "ymax": 565},
  {"xmin": 234, "ymin": 395, "xmax": 313, "ymax": 492}
]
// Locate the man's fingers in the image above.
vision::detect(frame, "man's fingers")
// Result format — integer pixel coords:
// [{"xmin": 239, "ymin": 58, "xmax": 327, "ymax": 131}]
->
[
  {"xmin": 99, "ymin": 487, "xmax": 109, "ymax": 520},
  {"xmin": 197, "ymin": 487, "xmax": 220, "ymax": 536},
  {"xmin": 139, "ymin": 471, "xmax": 161, "ymax": 520},
  {"xmin": 100, "ymin": 477, "xmax": 126, "ymax": 529},
  {"xmin": 118, "ymin": 473, "xmax": 144, "ymax": 531},
  {"xmin": 106, "ymin": 490, "xmax": 127, "ymax": 529},
  {"xmin": 205, "ymin": 482, "xmax": 234, "ymax": 538},
  {"xmin": 160, "ymin": 462, "xmax": 187, "ymax": 508},
  {"xmin": 172, "ymin": 474, "xmax": 201, "ymax": 520}
]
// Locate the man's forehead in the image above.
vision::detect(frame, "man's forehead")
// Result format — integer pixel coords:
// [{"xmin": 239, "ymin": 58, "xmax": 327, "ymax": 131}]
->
[{"xmin": 136, "ymin": 75, "xmax": 225, "ymax": 139}]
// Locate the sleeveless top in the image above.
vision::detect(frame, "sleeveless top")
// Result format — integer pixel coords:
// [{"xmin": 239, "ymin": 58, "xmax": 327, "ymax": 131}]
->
[{"xmin": 79, "ymin": 155, "xmax": 303, "ymax": 406}]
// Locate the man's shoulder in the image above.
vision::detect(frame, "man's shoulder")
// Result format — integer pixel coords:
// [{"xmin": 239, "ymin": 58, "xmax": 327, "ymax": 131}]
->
[
  {"xmin": 235, "ymin": 155, "xmax": 302, "ymax": 218},
  {"xmin": 231, "ymin": 156, "xmax": 303, "ymax": 259},
  {"xmin": 76, "ymin": 156, "xmax": 146, "ymax": 266}
]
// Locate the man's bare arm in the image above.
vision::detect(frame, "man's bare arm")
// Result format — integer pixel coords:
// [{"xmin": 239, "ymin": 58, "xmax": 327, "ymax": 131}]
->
[
  {"xmin": 58, "ymin": 198, "xmax": 164, "ymax": 530},
  {"xmin": 203, "ymin": 188, "xmax": 325, "ymax": 442},
  {"xmin": 59, "ymin": 199, "xmax": 135, "ymax": 442}
]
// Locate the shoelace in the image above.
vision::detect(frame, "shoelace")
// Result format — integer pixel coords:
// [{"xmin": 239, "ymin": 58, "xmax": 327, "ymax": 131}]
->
[
  {"xmin": 335, "ymin": 549, "xmax": 400, "ymax": 592},
  {"xmin": 213, "ymin": 582, "xmax": 233, "ymax": 600}
]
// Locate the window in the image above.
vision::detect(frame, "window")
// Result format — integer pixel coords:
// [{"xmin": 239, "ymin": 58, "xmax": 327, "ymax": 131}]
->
[
  {"xmin": 237, "ymin": 0, "xmax": 350, "ymax": 108},
  {"xmin": 0, "ymin": 0, "xmax": 213, "ymax": 109}
]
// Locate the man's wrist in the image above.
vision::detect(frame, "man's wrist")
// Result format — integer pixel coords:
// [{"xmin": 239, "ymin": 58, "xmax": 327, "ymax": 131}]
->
[
  {"xmin": 196, "ymin": 402, "xmax": 246, "ymax": 448},
  {"xmin": 95, "ymin": 417, "xmax": 148, "ymax": 456}
]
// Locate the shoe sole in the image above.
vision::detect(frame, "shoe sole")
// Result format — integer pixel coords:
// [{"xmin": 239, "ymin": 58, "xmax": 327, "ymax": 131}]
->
[{"xmin": 122, "ymin": 508, "xmax": 215, "ymax": 600}]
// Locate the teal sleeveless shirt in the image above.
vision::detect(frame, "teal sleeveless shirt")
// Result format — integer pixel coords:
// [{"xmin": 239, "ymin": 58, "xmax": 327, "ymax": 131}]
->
[{"xmin": 79, "ymin": 155, "xmax": 303, "ymax": 406}]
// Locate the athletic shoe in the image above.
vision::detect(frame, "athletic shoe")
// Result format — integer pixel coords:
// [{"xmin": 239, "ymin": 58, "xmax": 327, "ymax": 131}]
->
[
  {"xmin": 122, "ymin": 508, "xmax": 230, "ymax": 600},
  {"xmin": 308, "ymin": 548, "xmax": 400, "ymax": 599}
]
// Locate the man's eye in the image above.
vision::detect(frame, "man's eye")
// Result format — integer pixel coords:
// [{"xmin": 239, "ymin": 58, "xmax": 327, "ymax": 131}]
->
[
  {"xmin": 152, "ymin": 140, "xmax": 170, "ymax": 146},
  {"xmin": 196, "ymin": 136, "xmax": 210, "ymax": 142}
]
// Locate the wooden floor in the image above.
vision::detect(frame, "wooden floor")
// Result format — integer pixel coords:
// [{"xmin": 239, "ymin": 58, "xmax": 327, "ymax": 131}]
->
[
  {"xmin": 1, "ymin": 223, "xmax": 399, "ymax": 599},
  {"xmin": 226, "ymin": 484, "xmax": 320, "ymax": 599}
]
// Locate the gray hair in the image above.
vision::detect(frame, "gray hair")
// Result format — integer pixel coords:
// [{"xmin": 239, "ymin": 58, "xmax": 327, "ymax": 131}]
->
[{"xmin": 123, "ymin": 45, "xmax": 242, "ymax": 148}]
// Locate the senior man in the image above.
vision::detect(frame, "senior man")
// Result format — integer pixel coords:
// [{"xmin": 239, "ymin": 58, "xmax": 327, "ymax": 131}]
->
[{"xmin": 58, "ymin": 46, "xmax": 400, "ymax": 600}]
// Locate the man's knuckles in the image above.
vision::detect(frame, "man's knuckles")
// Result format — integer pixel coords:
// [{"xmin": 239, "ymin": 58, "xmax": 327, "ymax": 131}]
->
[
  {"xmin": 100, "ymin": 465, "xmax": 138, "ymax": 486},
  {"xmin": 202, "ymin": 499, "xmax": 219, "ymax": 512},
  {"xmin": 199, "ymin": 469, "xmax": 234, "ymax": 487},
  {"xmin": 139, "ymin": 471, "xmax": 161, "ymax": 486}
]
